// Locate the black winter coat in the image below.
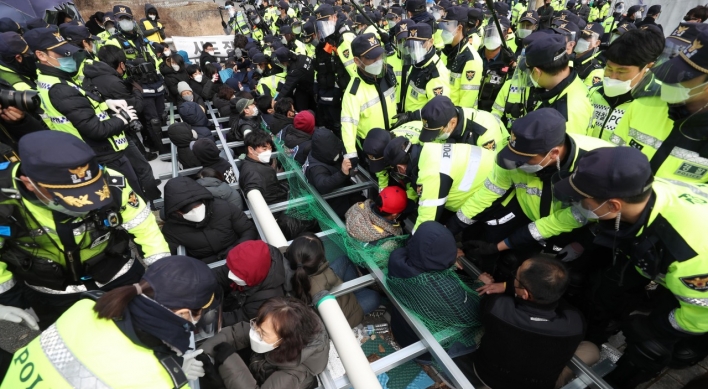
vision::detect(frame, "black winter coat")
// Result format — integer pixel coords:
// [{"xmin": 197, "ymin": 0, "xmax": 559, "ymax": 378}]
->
[
  {"xmin": 39, "ymin": 64, "xmax": 127, "ymax": 163},
  {"xmin": 277, "ymin": 54, "xmax": 314, "ymax": 106},
  {"xmin": 239, "ymin": 156, "xmax": 288, "ymax": 205},
  {"xmin": 268, "ymin": 112, "xmax": 293, "ymax": 136},
  {"xmin": 162, "ymin": 176, "xmax": 258, "ymax": 264},
  {"xmin": 167, "ymin": 122, "xmax": 201, "ymax": 169},
  {"xmin": 82, "ymin": 61, "xmax": 144, "ymax": 114},
  {"xmin": 277, "ymin": 124, "xmax": 312, "ymax": 165},
  {"xmin": 212, "ymin": 95, "xmax": 232, "ymax": 117},
  {"xmin": 199, "ymin": 51, "xmax": 219, "ymax": 69},
  {"xmin": 215, "ymin": 244, "xmax": 288, "ymax": 326},
  {"xmin": 192, "ymin": 139, "xmax": 237, "ymax": 184},
  {"xmin": 160, "ymin": 61, "xmax": 190, "ymax": 103},
  {"xmin": 188, "ymin": 77, "xmax": 216, "ymax": 101}
]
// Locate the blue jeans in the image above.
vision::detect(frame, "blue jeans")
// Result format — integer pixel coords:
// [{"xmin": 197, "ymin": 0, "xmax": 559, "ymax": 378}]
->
[{"xmin": 329, "ymin": 256, "xmax": 380, "ymax": 315}]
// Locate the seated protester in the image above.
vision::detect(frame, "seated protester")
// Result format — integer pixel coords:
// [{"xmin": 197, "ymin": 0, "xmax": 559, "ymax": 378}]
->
[
  {"xmin": 186, "ymin": 63, "xmax": 218, "ymax": 101},
  {"xmin": 304, "ymin": 128, "xmax": 363, "ymax": 219},
  {"xmin": 176, "ymin": 81, "xmax": 205, "ymax": 108},
  {"xmin": 387, "ymin": 221, "xmax": 481, "ymax": 357},
  {"xmin": 286, "ymin": 233, "xmax": 365, "ymax": 327},
  {"xmin": 177, "ymin": 100, "xmax": 214, "ymax": 139},
  {"xmin": 239, "ymin": 130, "xmax": 288, "ymax": 205},
  {"xmin": 216, "ymin": 240, "xmax": 288, "ymax": 325},
  {"xmin": 257, "ymin": 94, "xmax": 276, "ymax": 130},
  {"xmin": 199, "ymin": 42, "xmax": 218, "ymax": 69},
  {"xmin": 167, "ymin": 122, "xmax": 201, "ymax": 169},
  {"xmin": 161, "ymin": 176, "xmax": 258, "ymax": 264},
  {"xmin": 213, "ymin": 85, "xmax": 236, "ymax": 117},
  {"xmin": 228, "ymin": 95, "xmax": 267, "ymax": 146},
  {"xmin": 192, "ymin": 138, "xmax": 238, "ymax": 184},
  {"xmin": 276, "ymin": 110, "xmax": 315, "ymax": 165},
  {"xmin": 160, "ymin": 53, "xmax": 190, "ymax": 104},
  {"xmin": 197, "ymin": 167, "xmax": 244, "ymax": 210},
  {"xmin": 269, "ymin": 97, "xmax": 295, "ymax": 135},
  {"xmin": 345, "ymin": 186, "xmax": 406, "ymax": 244},
  {"xmin": 465, "ymin": 256, "xmax": 598, "ymax": 389},
  {"xmin": 199, "ymin": 297, "xmax": 329, "ymax": 389}
]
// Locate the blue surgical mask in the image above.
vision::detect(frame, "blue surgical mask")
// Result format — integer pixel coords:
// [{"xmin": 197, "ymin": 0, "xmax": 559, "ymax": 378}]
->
[{"xmin": 56, "ymin": 56, "xmax": 78, "ymax": 73}]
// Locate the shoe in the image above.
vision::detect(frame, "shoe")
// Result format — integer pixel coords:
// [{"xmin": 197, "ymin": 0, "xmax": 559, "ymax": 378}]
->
[{"xmin": 144, "ymin": 152, "xmax": 158, "ymax": 161}]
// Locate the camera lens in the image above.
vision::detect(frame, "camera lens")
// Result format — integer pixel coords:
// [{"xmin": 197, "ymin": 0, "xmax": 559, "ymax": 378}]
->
[{"xmin": 0, "ymin": 89, "xmax": 40, "ymax": 112}]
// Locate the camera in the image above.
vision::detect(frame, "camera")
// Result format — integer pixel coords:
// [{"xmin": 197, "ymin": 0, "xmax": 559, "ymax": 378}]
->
[
  {"xmin": 0, "ymin": 89, "xmax": 40, "ymax": 112},
  {"xmin": 125, "ymin": 59, "xmax": 159, "ymax": 84},
  {"xmin": 128, "ymin": 118, "xmax": 143, "ymax": 133}
]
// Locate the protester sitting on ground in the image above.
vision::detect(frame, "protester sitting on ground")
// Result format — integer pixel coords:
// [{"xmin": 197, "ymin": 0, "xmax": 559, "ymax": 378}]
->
[
  {"xmin": 345, "ymin": 186, "xmax": 407, "ymax": 244},
  {"xmin": 215, "ymin": 240, "xmax": 289, "ymax": 326},
  {"xmin": 213, "ymin": 85, "xmax": 235, "ymax": 117},
  {"xmin": 257, "ymin": 94, "xmax": 276, "ymax": 129},
  {"xmin": 167, "ymin": 122, "xmax": 201, "ymax": 169},
  {"xmin": 177, "ymin": 100, "xmax": 214, "ymax": 139},
  {"xmin": 276, "ymin": 110, "xmax": 315, "ymax": 165},
  {"xmin": 161, "ymin": 53, "xmax": 190, "ymax": 104},
  {"xmin": 227, "ymin": 94, "xmax": 262, "ymax": 144},
  {"xmin": 186, "ymin": 63, "xmax": 217, "ymax": 101},
  {"xmin": 287, "ymin": 233, "xmax": 377, "ymax": 327},
  {"xmin": 269, "ymin": 97, "xmax": 296, "ymax": 135},
  {"xmin": 161, "ymin": 176, "xmax": 257, "ymax": 264},
  {"xmin": 192, "ymin": 138, "xmax": 237, "ymax": 184},
  {"xmin": 304, "ymin": 128, "xmax": 363, "ymax": 219},
  {"xmin": 239, "ymin": 130, "xmax": 288, "ymax": 205},
  {"xmin": 176, "ymin": 81, "xmax": 205, "ymax": 108},
  {"xmin": 464, "ymin": 255, "xmax": 599, "ymax": 389},
  {"xmin": 199, "ymin": 297, "xmax": 329, "ymax": 389},
  {"xmin": 197, "ymin": 167, "xmax": 244, "ymax": 210}
]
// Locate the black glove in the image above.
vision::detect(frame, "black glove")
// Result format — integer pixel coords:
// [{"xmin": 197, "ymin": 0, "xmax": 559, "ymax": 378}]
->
[
  {"xmin": 196, "ymin": 352, "xmax": 227, "ymax": 389},
  {"xmin": 348, "ymin": 156, "xmax": 359, "ymax": 170},
  {"xmin": 463, "ymin": 240, "xmax": 499, "ymax": 257},
  {"xmin": 221, "ymin": 20, "xmax": 228, "ymax": 29},
  {"xmin": 446, "ymin": 213, "xmax": 469, "ymax": 236},
  {"xmin": 379, "ymin": 31, "xmax": 390, "ymax": 45},
  {"xmin": 391, "ymin": 110, "xmax": 420, "ymax": 128},
  {"xmin": 213, "ymin": 342, "xmax": 237, "ymax": 366},
  {"xmin": 501, "ymin": 46, "xmax": 515, "ymax": 66}
]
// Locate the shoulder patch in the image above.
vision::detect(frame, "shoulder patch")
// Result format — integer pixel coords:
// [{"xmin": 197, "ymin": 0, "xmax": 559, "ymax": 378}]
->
[
  {"xmin": 127, "ymin": 191, "xmax": 140, "ymax": 208},
  {"xmin": 342, "ymin": 49, "xmax": 350, "ymax": 58},
  {"xmin": 482, "ymin": 139, "xmax": 496, "ymax": 151},
  {"xmin": 592, "ymin": 76, "xmax": 601, "ymax": 85},
  {"xmin": 107, "ymin": 176, "xmax": 125, "ymax": 188},
  {"xmin": 433, "ymin": 86, "xmax": 444, "ymax": 96},
  {"xmin": 680, "ymin": 274, "xmax": 708, "ymax": 292},
  {"xmin": 466, "ymin": 70, "xmax": 476, "ymax": 81}
]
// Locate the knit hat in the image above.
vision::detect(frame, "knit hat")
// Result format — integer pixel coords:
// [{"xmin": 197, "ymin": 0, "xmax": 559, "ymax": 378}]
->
[
  {"xmin": 226, "ymin": 240, "xmax": 272, "ymax": 287},
  {"xmin": 177, "ymin": 81, "xmax": 192, "ymax": 95},
  {"xmin": 293, "ymin": 111, "xmax": 315, "ymax": 134}
]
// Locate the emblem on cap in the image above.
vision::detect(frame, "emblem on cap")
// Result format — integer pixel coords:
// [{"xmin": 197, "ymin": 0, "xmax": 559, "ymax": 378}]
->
[
  {"xmin": 586, "ymin": 23, "xmax": 593, "ymax": 29},
  {"xmin": 422, "ymin": 118, "xmax": 428, "ymax": 127},
  {"xmin": 559, "ymin": 14, "xmax": 567, "ymax": 20},
  {"xmin": 95, "ymin": 183, "xmax": 110, "ymax": 201},
  {"xmin": 399, "ymin": 23, "xmax": 407, "ymax": 31},
  {"xmin": 526, "ymin": 12, "xmax": 533, "ymax": 17},
  {"xmin": 55, "ymin": 193, "xmax": 93, "ymax": 207},
  {"xmin": 675, "ymin": 26, "xmax": 689, "ymax": 36},
  {"xmin": 69, "ymin": 164, "xmax": 92, "ymax": 184},
  {"xmin": 53, "ymin": 31, "xmax": 65, "ymax": 42},
  {"xmin": 316, "ymin": 12, "xmax": 322, "ymax": 18},
  {"xmin": 409, "ymin": 28, "xmax": 417, "ymax": 37},
  {"xmin": 509, "ymin": 132, "xmax": 516, "ymax": 147},
  {"xmin": 368, "ymin": 36, "xmax": 378, "ymax": 46},
  {"xmin": 119, "ymin": 7, "xmax": 127, "ymax": 13},
  {"xmin": 685, "ymin": 38, "xmax": 704, "ymax": 58}
]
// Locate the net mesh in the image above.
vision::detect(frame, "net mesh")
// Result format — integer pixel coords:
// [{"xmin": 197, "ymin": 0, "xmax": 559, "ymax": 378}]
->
[{"xmin": 274, "ymin": 139, "xmax": 483, "ymax": 349}]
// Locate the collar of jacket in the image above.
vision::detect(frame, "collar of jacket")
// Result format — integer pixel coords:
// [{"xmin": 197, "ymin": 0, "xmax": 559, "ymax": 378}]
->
[
  {"xmin": 413, "ymin": 49, "xmax": 437, "ymax": 69},
  {"xmin": 515, "ymin": 297, "xmax": 560, "ymax": 318},
  {"xmin": 533, "ymin": 68, "xmax": 577, "ymax": 101}
]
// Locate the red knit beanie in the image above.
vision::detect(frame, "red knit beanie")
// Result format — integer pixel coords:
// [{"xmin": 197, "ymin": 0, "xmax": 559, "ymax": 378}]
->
[{"xmin": 293, "ymin": 111, "xmax": 315, "ymax": 134}]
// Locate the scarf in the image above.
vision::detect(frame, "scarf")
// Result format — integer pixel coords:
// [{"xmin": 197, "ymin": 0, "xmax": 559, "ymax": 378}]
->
[{"xmin": 126, "ymin": 295, "xmax": 194, "ymax": 354}]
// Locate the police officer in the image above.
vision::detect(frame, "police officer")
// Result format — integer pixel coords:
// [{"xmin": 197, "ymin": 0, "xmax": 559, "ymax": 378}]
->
[
  {"xmin": 280, "ymin": 26, "xmax": 308, "ymax": 56},
  {"xmin": 514, "ymin": 10, "xmax": 539, "ymax": 53},
  {"xmin": 105, "ymin": 5, "xmax": 167, "ymax": 155},
  {"xmin": 439, "ymin": 6, "xmax": 483, "ymax": 109},
  {"xmin": 225, "ymin": 1, "xmax": 251, "ymax": 36},
  {"xmin": 275, "ymin": 1, "xmax": 295, "ymax": 34},
  {"xmin": 301, "ymin": 20, "xmax": 317, "ymax": 57},
  {"xmin": 59, "ymin": 24, "xmax": 100, "ymax": 85},
  {"xmin": 96, "ymin": 12, "xmax": 116, "ymax": 49},
  {"xmin": 404, "ymin": 0, "xmax": 435, "ymax": 30},
  {"xmin": 364, "ymin": 125, "xmax": 422, "ymax": 197},
  {"xmin": 1, "ymin": 255, "xmax": 215, "ymax": 389},
  {"xmin": 477, "ymin": 16, "xmax": 514, "ymax": 112},
  {"xmin": 553, "ymin": 147, "xmax": 708, "ymax": 389},
  {"xmin": 254, "ymin": 52, "xmax": 285, "ymax": 97},
  {"xmin": 588, "ymin": 28, "xmax": 663, "ymax": 141},
  {"xmin": 383, "ymin": 136, "xmax": 495, "ymax": 231},
  {"xmin": 390, "ymin": 19, "xmax": 413, "ymax": 110},
  {"xmin": 612, "ymin": 30, "xmax": 708, "ymax": 184},
  {"xmin": 25, "ymin": 27, "xmax": 148, "ymax": 201},
  {"xmin": 451, "ymin": 109, "xmax": 612, "ymax": 253},
  {"xmin": 466, "ymin": 8, "xmax": 484, "ymax": 52},
  {"xmin": 510, "ymin": 0, "xmax": 526, "ymax": 28},
  {"xmin": 0, "ymin": 32, "xmax": 38, "ymax": 91},
  {"xmin": 401, "ymin": 23, "xmax": 449, "ymax": 112},
  {"xmin": 574, "ymin": 22, "xmax": 605, "ymax": 87},
  {"xmin": 340, "ymin": 33, "xmax": 396, "ymax": 164},
  {"xmin": 0, "ymin": 131, "xmax": 169, "ymax": 328},
  {"xmin": 662, "ymin": 22, "xmax": 708, "ymax": 62},
  {"xmin": 272, "ymin": 46, "xmax": 315, "ymax": 112}
]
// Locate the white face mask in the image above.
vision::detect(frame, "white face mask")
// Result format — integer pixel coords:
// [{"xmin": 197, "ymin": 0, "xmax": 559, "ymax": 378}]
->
[
  {"xmin": 528, "ymin": 69, "xmax": 541, "ymax": 88},
  {"xmin": 172, "ymin": 64, "xmax": 180, "ymax": 72},
  {"xmin": 518, "ymin": 151, "xmax": 551, "ymax": 173},
  {"xmin": 207, "ymin": 50, "xmax": 215, "ymax": 55},
  {"xmin": 228, "ymin": 270, "xmax": 248, "ymax": 286},
  {"xmin": 164, "ymin": 50, "xmax": 171, "ymax": 57},
  {"xmin": 249, "ymin": 106, "xmax": 259, "ymax": 117},
  {"xmin": 258, "ymin": 149, "xmax": 272, "ymax": 163},
  {"xmin": 634, "ymin": 11, "xmax": 642, "ymax": 19},
  {"xmin": 149, "ymin": 15, "xmax": 156, "ymax": 20},
  {"xmin": 574, "ymin": 39, "xmax": 591, "ymax": 54},
  {"xmin": 229, "ymin": 9, "xmax": 236, "ymax": 17},
  {"xmin": 182, "ymin": 203, "xmax": 206, "ymax": 222},
  {"xmin": 193, "ymin": 74, "xmax": 203, "ymax": 82},
  {"xmin": 517, "ymin": 28, "xmax": 533, "ymax": 39},
  {"xmin": 249, "ymin": 327, "xmax": 280, "ymax": 353},
  {"xmin": 572, "ymin": 200, "xmax": 609, "ymax": 221},
  {"xmin": 363, "ymin": 58, "xmax": 384, "ymax": 76},
  {"xmin": 660, "ymin": 81, "xmax": 708, "ymax": 104},
  {"xmin": 107, "ymin": 27, "xmax": 116, "ymax": 34},
  {"xmin": 119, "ymin": 20, "xmax": 134, "ymax": 32},
  {"xmin": 484, "ymin": 36, "xmax": 502, "ymax": 50},
  {"xmin": 281, "ymin": 36, "xmax": 287, "ymax": 45},
  {"xmin": 441, "ymin": 30, "xmax": 454, "ymax": 45}
]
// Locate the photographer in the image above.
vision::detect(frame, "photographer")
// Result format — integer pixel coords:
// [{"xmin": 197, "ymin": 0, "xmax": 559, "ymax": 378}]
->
[
  {"xmin": 83, "ymin": 45, "xmax": 162, "ymax": 202},
  {"xmin": 0, "ymin": 79, "xmax": 46, "ymax": 149}
]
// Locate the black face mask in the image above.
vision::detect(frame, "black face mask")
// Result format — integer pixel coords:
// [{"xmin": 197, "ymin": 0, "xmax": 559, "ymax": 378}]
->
[{"xmin": 17, "ymin": 56, "xmax": 38, "ymax": 78}]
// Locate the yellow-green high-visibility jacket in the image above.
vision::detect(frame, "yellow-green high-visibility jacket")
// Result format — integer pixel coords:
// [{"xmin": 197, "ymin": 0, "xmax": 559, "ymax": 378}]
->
[
  {"xmin": 467, "ymin": 29, "xmax": 483, "ymax": 52},
  {"xmin": 1, "ymin": 299, "xmax": 191, "ymax": 389},
  {"xmin": 256, "ymin": 69, "xmax": 287, "ymax": 97},
  {"xmin": 612, "ymin": 96, "xmax": 708, "ymax": 183},
  {"xmin": 141, "ymin": 18, "xmax": 165, "ymax": 43},
  {"xmin": 425, "ymin": 106, "xmax": 509, "ymax": 152},
  {"xmin": 337, "ymin": 31, "xmax": 358, "ymax": 79},
  {"xmin": 456, "ymin": 134, "xmax": 612, "ymax": 246},
  {"xmin": 104, "ymin": 34, "xmax": 159, "ymax": 67},
  {"xmin": 403, "ymin": 53, "xmax": 450, "ymax": 112},
  {"xmin": 511, "ymin": 2, "xmax": 526, "ymax": 26},
  {"xmin": 305, "ymin": 42, "xmax": 316, "ymax": 58},
  {"xmin": 599, "ymin": 3, "xmax": 611, "ymax": 19},
  {"xmin": 291, "ymin": 39, "xmax": 308, "ymax": 56},
  {"xmin": 0, "ymin": 164, "xmax": 169, "ymax": 297},
  {"xmin": 388, "ymin": 53, "xmax": 404, "ymax": 105},
  {"xmin": 341, "ymin": 67, "xmax": 397, "ymax": 155},
  {"xmin": 443, "ymin": 40, "xmax": 483, "ymax": 109},
  {"xmin": 596, "ymin": 179, "xmax": 708, "ymax": 334},
  {"xmin": 374, "ymin": 122, "xmax": 423, "ymax": 198},
  {"xmin": 0, "ymin": 63, "xmax": 35, "ymax": 91},
  {"xmin": 414, "ymin": 142, "xmax": 496, "ymax": 231},
  {"xmin": 589, "ymin": 6, "xmax": 600, "ymax": 22},
  {"xmin": 588, "ymin": 84, "xmax": 633, "ymax": 141}
]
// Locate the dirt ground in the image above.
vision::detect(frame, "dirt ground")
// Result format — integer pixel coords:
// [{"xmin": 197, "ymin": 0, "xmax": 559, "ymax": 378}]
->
[{"xmin": 75, "ymin": 0, "xmax": 226, "ymax": 37}]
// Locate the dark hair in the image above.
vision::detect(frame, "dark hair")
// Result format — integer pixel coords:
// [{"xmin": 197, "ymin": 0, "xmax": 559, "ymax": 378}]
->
[
  {"xmin": 97, "ymin": 45, "xmax": 127, "ymax": 70},
  {"xmin": 255, "ymin": 297, "xmax": 322, "ymax": 363},
  {"xmin": 286, "ymin": 233, "xmax": 327, "ymax": 305},
  {"xmin": 274, "ymin": 97, "xmax": 294, "ymax": 115},
  {"xmin": 202, "ymin": 42, "xmax": 213, "ymax": 51},
  {"xmin": 234, "ymin": 34, "xmax": 249, "ymax": 49},
  {"xmin": 198, "ymin": 166, "xmax": 225, "ymax": 181},
  {"xmin": 245, "ymin": 129, "xmax": 272, "ymax": 150},
  {"xmin": 686, "ymin": 6, "xmax": 708, "ymax": 22},
  {"xmin": 186, "ymin": 63, "xmax": 200, "ymax": 76},
  {"xmin": 94, "ymin": 279, "xmax": 201, "ymax": 319},
  {"xmin": 518, "ymin": 256, "xmax": 569, "ymax": 305},
  {"xmin": 606, "ymin": 29, "xmax": 664, "ymax": 67},
  {"xmin": 218, "ymin": 85, "xmax": 235, "ymax": 101},
  {"xmin": 170, "ymin": 53, "xmax": 186, "ymax": 72},
  {"xmin": 236, "ymin": 90, "xmax": 254, "ymax": 99},
  {"xmin": 203, "ymin": 63, "xmax": 219, "ymax": 79},
  {"xmin": 256, "ymin": 94, "xmax": 273, "ymax": 112},
  {"xmin": 536, "ymin": 53, "xmax": 570, "ymax": 76}
]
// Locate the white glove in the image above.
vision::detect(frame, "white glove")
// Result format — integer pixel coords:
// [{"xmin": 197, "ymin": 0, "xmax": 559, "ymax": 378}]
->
[
  {"xmin": 558, "ymin": 242, "xmax": 585, "ymax": 262},
  {"xmin": 105, "ymin": 99, "xmax": 129, "ymax": 113},
  {"xmin": 117, "ymin": 107, "xmax": 139, "ymax": 125},
  {"xmin": 0, "ymin": 305, "xmax": 39, "ymax": 330},
  {"xmin": 181, "ymin": 349, "xmax": 205, "ymax": 381}
]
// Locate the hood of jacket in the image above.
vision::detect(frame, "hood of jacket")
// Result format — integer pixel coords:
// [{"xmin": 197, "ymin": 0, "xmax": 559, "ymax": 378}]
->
[
  {"xmin": 387, "ymin": 221, "xmax": 457, "ymax": 278},
  {"xmin": 280, "ymin": 124, "xmax": 312, "ymax": 148},
  {"xmin": 345, "ymin": 200, "xmax": 403, "ymax": 243},
  {"xmin": 145, "ymin": 4, "xmax": 160, "ymax": 19},
  {"xmin": 192, "ymin": 138, "xmax": 224, "ymax": 166},
  {"xmin": 82, "ymin": 60, "xmax": 120, "ymax": 80},
  {"xmin": 167, "ymin": 122, "xmax": 196, "ymax": 147},
  {"xmin": 310, "ymin": 128, "xmax": 344, "ymax": 165},
  {"xmin": 178, "ymin": 101, "xmax": 210, "ymax": 127},
  {"xmin": 164, "ymin": 176, "xmax": 213, "ymax": 218}
]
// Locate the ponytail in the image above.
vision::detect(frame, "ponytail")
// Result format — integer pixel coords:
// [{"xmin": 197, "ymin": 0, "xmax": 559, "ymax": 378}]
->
[
  {"xmin": 293, "ymin": 265, "xmax": 313, "ymax": 305},
  {"xmin": 286, "ymin": 233, "xmax": 327, "ymax": 306},
  {"xmin": 93, "ymin": 280, "xmax": 154, "ymax": 319}
]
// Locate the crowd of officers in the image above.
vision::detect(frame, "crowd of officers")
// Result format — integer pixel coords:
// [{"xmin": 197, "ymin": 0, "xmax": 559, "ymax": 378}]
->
[{"xmin": 0, "ymin": 0, "xmax": 707, "ymax": 388}]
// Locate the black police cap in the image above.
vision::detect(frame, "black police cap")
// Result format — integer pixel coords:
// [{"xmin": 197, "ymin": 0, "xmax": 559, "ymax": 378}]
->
[
  {"xmin": 383, "ymin": 136, "xmax": 412, "ymax": 167},
  {"xmin": 442, "ymin": 6, "xmax": 468, "ymax": 23},
  {"xmin": 419, "ymin": 96, "xmax": 457, "ymax": 142},
  {"xmin": 24, "ymin": 27, "xmax": 80, "ymax": 57},
  {"xmin": 113, "ymin": 4, "xmax": 134, "ymax": 19},
  {"xmin": 406, "ymin": 0, "xmax": 426, "ymax": 13},
  {"xmin": 524, "ymin": 33, "xmax": 566, "ymax": 68},
  {"xmin": 363, "ymin": 128, "xmax": 393, "ymax": 173},
  {"xmin": 61, "ymin": 24, "xmax": 100, "ymax": 43},
  {"xmin": 519, "ymin": 10, "xmax": 539, "ymax": 24},
  {"xmin": 0, "ymin": 18, "xmax": 21, "ymax": 34},
  {"xmin": 654, "ymin": 30, "xmax": 708, "ymax": 84},
  {"xmin": 315, "ymin": 4, "xmax": 335, "ymax": 19},
  {"xmin": 407, "ymin": 23, "xmax": 433, "ymax": 40},
  {"xmin": 0, "ymin": 32, "xmax": 29, "ymax": 56},
  {"xmin": 352, "ymin": 33, "xmax": 384, "ymax": 59},
  {"xmin": 497, "ymin": 108, "xmax": 566, "ymax": 169},
  {"xmin": 26, "ymin": 18, "xmax": 50, "ymax": 30}
]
